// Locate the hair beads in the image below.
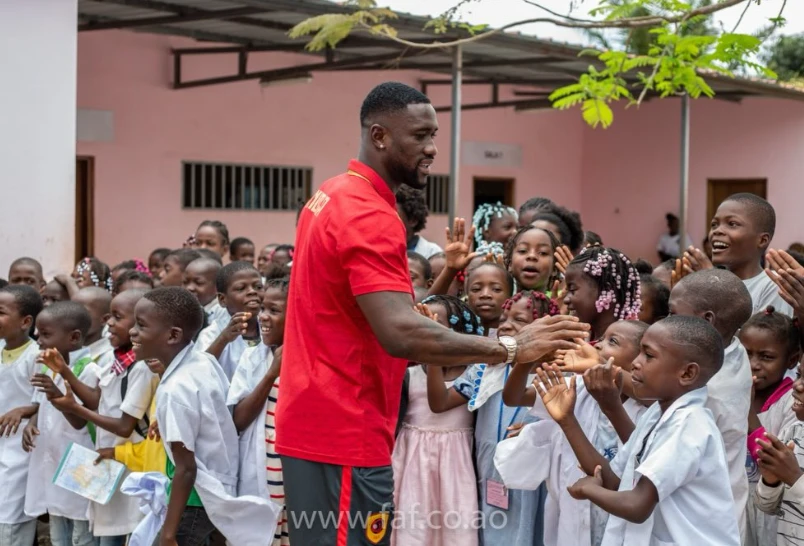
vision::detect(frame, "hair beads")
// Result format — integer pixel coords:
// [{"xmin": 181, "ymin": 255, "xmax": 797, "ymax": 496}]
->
[
  {"xmin": 472, "ymin": 202, "xmax": 518, "ymax": 246},
  {"xmin": 77, "ymin": 257, "xmax": 113, "ymax": 292},
  {"xmin": 502, "ymin": 290, "xmax": 560, "ymax": 320},
  {"xmin": 574, "ymin": 245, "xmax": 641, "ymax": 320},
  {"xmin": 421, "ymin": 295, "xmax": 484, "ymax": 336}
]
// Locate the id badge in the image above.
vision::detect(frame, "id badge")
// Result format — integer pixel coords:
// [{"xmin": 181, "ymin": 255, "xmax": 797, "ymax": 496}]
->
[{"xmin": 486, "ymin": 479, "xmax": 509, "ymax": 510}]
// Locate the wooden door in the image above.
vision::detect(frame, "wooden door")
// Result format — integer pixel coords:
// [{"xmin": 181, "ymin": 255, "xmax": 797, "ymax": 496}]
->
[
  {"xmin": 706, "ymin": 178, "xmax": 767, "ymax": 229},
  {"xmin": 75, "ymin": 157, "xmax": 95, "ymax": 262}
]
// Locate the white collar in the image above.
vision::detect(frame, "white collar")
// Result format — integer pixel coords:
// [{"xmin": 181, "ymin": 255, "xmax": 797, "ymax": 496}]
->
[{"xmin": 161, "ymin": 342, "xmax": 194, "ymax": 382}]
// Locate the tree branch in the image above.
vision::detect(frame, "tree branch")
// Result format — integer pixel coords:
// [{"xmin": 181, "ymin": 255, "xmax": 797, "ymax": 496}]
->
[{"xmin": 357, "ymin": 0, "xmax": 751, "ymax": 50}]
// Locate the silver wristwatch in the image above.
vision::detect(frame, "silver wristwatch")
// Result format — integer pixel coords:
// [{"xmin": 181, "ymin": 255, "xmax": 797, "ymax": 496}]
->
[{"xmin": 498, "ymin": 336, "xmax": 518, "ymax": 365}]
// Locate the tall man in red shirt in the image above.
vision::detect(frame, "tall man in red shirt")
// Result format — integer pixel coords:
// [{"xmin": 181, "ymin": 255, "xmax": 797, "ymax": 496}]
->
[{"xmin": 276, "ymin": 82, "xmax": 589, "ymax": 545}]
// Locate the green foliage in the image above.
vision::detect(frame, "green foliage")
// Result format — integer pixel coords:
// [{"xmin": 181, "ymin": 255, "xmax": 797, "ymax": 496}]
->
[
  {"xmin": 289, "ymin": 0, "xmax": 785, "ymax": 128},
  {"xmin": 762, "ymin": 33, "xmax": 804, "ymax": 82}
]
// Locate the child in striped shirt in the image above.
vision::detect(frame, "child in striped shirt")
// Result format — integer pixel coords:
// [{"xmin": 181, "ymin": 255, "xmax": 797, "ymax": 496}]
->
[{"xmin": 228, "ymin": 277, "xmax": 289, "ymax": 545}]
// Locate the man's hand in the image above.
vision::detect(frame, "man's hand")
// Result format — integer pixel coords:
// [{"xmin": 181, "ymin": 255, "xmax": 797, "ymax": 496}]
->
[{"xmin": 514, "ymin": 315, "xmax": 589, "ymax": 364}]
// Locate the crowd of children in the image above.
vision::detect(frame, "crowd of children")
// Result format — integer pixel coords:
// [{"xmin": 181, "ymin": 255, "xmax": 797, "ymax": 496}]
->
[{"xmin": 1, "ymin": 188, "xmax": 804, "ymax": 546}]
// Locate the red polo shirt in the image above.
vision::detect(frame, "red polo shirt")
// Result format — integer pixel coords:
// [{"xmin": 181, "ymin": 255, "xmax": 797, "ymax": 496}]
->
[{"xmin": 275, "ymin": 159, "xmax": 413, "ymax": 467}]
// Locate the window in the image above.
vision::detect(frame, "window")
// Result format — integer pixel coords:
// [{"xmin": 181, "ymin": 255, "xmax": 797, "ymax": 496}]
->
[
  {"xmin": 182, "ymin": 161, "xmax": 312, "ymax": 211},
  {"xmin": 425, "ymin": 174, "xmax": 450, "ymax": 214}
]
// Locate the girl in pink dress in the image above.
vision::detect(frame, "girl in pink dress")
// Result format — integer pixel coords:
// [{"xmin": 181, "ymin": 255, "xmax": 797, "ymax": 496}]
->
[{"xmin": 391, "ymin": 295, "xmax": 481, "ymax": 546}]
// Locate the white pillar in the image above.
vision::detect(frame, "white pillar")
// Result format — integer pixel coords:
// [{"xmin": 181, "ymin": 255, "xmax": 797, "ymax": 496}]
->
[{"xmin": 0, "ymin": 0, "xmax": 77, "ymax": 279}]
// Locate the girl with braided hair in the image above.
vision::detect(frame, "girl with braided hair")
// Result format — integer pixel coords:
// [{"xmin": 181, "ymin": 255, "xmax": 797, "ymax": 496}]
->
[
  {"xmin": 505, "ymin": 225, "xmax": 561, "ymax": 295},
  {"xmin": 427, "ymin": 290, "xmax": 559, "ymax": 546},
  {"xmin": 472, "ymin": 202, "xmax": 518, "ymax": 254},
  {"xmin": 392, "ymin": 295, "xmax": 481, "ymax": 546},
  {"xmin": 563, "ymin": 245, "xmax": 641, "ymax": 342}
]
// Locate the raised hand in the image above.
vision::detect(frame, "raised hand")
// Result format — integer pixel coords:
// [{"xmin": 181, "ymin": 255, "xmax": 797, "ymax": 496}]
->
[
  {"xmin": 583, "ymin": 359, "xmax": 624, "ymax": 411},
  {"xmin": 483, "ymin": 252, "xmax": 505, "ymax": 267},
  {"xmin": 766, "ymin": 249, "xmax": 804, "ymax": 275},
  {"xmin": 683, "ymin": 247, "xmax": 714, "ymax": 272},
  {"xmin": 772, "ymin": 268, "xmax": 804, "ymax": 316},
  {"xmin": 267, "ymin": 345, "xmax": 283, "ymax": 381},
  {"xmin": 568, "ymin": 465, "xmax": 604, "ymax": 500},
  {"xmin": 37, "ymin": 348, "xmax": 67, "ymax": 375},
  {"xmin": 533, "ymin": 365, "xmax": 577, "ymax": 424},
  {"xmin": 221, "ymin": 312, "xmax": 251, "ymax": 343},
  {"xmin": 515, "ymin": 316, "xmax": 590, "ymax": 365},
  {"xmin": 31, "ymin": 374, "xmax": 63, "ymax": 400},
  {"xmin": 414, "ymin": 303, "xmax": 439, "ymax": 323},
  {"xmin": 48, "ymin": 382, "xmax": 78, "ymax": 413},
  {"xmin": 555, "ymin": 245, "xmax": 574, "ymax": 275},
  {"xmin": 444, "ymin": 218, "xmax": 478, "ymax": 272},
  {"xmin": 556, "ymin": 341, "xmax": 600, "ymax": 374},
  {"xmin": 757, "ymin": 433, "xmax": 804, "ymax": 487}
]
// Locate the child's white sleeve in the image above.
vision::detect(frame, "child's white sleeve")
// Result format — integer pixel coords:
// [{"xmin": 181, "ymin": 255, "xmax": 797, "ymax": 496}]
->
[
  {"xmin": 493, "ymin": 420, "xmax": 560, "ymax": 490},
  {"xmin": 160, "ymin": 392, "xmax": 201, "ymax": 452},
  {"xmin": 754, "ymin": 477, "xmax": 787, "ymax": 514},
  {"xmin": 226, "ymin": 355, "xmax": 253, "ymax": 407},
  {"xmin": 120, "ymin": 364, "xmax": 158, "ymax": 420},
  {"xmin": 633, "ymin": 415, "xmax": 703, "ymax": 500}
]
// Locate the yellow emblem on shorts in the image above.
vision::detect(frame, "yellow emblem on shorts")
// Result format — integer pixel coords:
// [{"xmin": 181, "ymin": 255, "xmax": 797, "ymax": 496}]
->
[{"xmin": 365, "ymin": 512, "xmax": 389, "ymax": 544}]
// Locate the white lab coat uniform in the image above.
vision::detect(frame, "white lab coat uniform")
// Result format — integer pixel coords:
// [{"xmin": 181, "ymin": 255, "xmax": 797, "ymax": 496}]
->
[
  {"xmin": 411, "ymin": 236, "xmax": 442, "ymax": 259},
  {"xmin": 601, "ymin": 387, "xmax": 740, "ymax": 546},
  {"xmin": 744, "ymin": 272, "xmax": 794, "ymax": 317},
  {"xmin": 494, "ymin": 378, "xmax": 646, "ymax": 546},
  {"xmin": 90, "ymin": 361, "xmax": 159, "ymax": 536},
  {"xmin": 204, "ymin": 300, "xmax": 229, "ymax": 328},
  {"xmin": 25, "ymin": 348, "xmax": 101, "ymax": 520},
  {"xmin": 195, "ymin": 312, "xmax": 248, "ymax": 381},
  {"xmin": 156, "ymin": 344, "xmax": 280, "ymax": 546},
  {"xmin": 706, "ymin": 337, "xmax": 752, "ymax": 539},
  {"xmin": 0, "ymin": 340, "xmax": 39, "ymax": 524},
  {"xmin": 226, "ymin": 343, "xmax": 273, "ymax": 499}
]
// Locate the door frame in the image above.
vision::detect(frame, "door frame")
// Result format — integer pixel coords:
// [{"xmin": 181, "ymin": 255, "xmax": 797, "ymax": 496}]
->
[
  {"xmin": 706, "ymin": 178, "xmax": 767, "ymax": 233},
  {"xmin": 472, "ymin": 176, "xmax": 516, "ymax": 209},
  {"xmin": 76, "ymin": 156, "xmax": 95, "ymax": 262}
]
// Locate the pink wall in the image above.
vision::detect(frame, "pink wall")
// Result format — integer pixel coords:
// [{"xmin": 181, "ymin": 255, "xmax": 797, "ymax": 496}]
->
[
  {"xmin": 76, "ymin": 30, "xmax": 584, "ymax": 265},
  {"xmin": 580, "ymin": 98, "xmax": 804, "ymax": 263},
  {"xmin": 77, "ymin": 30, "xmax": 804, "ymax": 269}
]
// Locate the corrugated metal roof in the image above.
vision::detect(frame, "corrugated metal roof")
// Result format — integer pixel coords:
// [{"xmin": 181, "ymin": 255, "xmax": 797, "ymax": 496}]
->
[{"xmin": 77, "ymin": 0, "xmax": 804, "ymax": 102}]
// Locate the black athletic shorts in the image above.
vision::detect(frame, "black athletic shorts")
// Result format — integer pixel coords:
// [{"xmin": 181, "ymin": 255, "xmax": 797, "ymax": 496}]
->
[{"xmin": 281, "ymin": 455, "xmax": 394, "ymax": 546}]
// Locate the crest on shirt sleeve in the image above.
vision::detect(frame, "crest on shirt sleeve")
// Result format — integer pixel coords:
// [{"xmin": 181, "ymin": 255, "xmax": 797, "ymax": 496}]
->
[{"xmin": 365, "ymin": 512, "xmax": 389, "ymax": 544}]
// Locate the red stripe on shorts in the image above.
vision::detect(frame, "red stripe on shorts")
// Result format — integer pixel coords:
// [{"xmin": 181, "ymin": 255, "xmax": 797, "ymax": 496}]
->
[{"xmin": 336, "ymin": 466, "xmax": 353, "ymax": 546}]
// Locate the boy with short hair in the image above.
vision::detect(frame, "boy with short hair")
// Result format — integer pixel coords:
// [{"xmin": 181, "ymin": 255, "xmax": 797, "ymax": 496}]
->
[
  {"xmin": 0, "ymin": 286, "xmax": 43, "ymax": 545},
  {"xmin": 71, "ymin": 287, "xmax": 113, "ymax": 363},
  {"xmin": 687, "ymin": 193, "xmax": 792, "ymax": 316},
  {"xmin": 182, "ymin": 258, "xmax": 227, "ymax": 326},
  {"xmin": 535, "ymin": 316, "xmax": 740, "ymax": 545},
  {"xmin": 669, "ymin": 268, "xmax": 754, "ymax": 539},
  {"xmin": 49, "ymin": 289, "xmax": 159, "ymax": 546},
  {"xmin": 407, "ymin": 251, "xmax": 433, "ymax": 289},
  {"xmin": 8, "ymin": 257, "xmax": 45, "ymax": 289},
  {"xmin": 229, "ymin": 237, "xmax": 255, "ymax": 265},
  {"xmin": 23, "ymin": 301, "xmax": 102, "ymax": 546},
  {"xmin": 130, "ymin": 287, "xmax": 277, "ymax": 546},
  {"xmin": 159, "ymin": 249, "xmax": 202, "ymax": 288}
]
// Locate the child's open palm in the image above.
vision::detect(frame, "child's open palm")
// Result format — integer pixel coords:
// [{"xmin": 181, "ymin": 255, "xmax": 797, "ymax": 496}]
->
[
  {"xmin": 534, "ymin": 365, "xmax": 577, "ymax": 423},
  {"xmin": 37, "ymin": 348, "xmax": 67, "ymax": 375},
  {"xmin": 444, "ymin": 218, "xmax": 477, "ymax": 272},
  {"xmin": 555, "ymin": 246, "xmax": 574, "ymax": 275},
  {"xmin": 555, "ymin": 341, "xmax": 599, "ymax": 374},
  {"xmin": 414, "ymin": 303, "xmax": 438, "ymax": 323}
]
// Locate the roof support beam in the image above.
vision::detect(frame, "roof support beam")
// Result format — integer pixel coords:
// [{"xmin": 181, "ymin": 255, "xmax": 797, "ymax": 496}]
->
[
  {"xmin": 435, "ymin": 98, "xmax": 553, "ymax": 112},
  {"xmin": 78, "ymin": 6, "xmax": 270, "ymax": 31}
]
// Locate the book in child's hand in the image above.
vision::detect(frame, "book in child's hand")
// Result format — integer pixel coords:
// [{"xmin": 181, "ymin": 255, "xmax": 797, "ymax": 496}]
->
[{"xmin": 52, "ymin": 442, "xmax": 125, "ymax": 504}]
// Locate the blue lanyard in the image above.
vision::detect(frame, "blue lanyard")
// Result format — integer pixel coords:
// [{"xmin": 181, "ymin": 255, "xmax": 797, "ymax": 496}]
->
[{"xmin": 497, "ymin": 365, "xmax": 523, "ymax": 443}]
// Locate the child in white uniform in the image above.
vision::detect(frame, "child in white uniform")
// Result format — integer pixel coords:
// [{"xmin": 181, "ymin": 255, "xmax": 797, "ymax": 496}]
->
[
  {"xmin": 0, "ymin": 286, "xmax": 43, "ymax": 546},
  {"xmin": 24, "ymin": 302, "xmax": 102, "ymax": 546},
  {"xmin": 228, "ymin": 278, "xmax": 289, "ymax": 546},
  {"xmin": 196, "ymin": 262, "xmax": 263, "ymax": 380},
  {"xmin": 71, "ymin": 288, "xmax": 114, "ymax": 365},
  {"xmin": 48, "ymin": 289, "xmax": 159, "ymax": 546},
  {"xmin": 131, "ymin": 287, "xmax": 278, "ymax": 546},
  {"xmin": 668, "ymin": 268, "xmax": 754, "ymax": 539},
  {"xmin": 535, "ymin": 316, "xmax": 740, "ymax": 546}
]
